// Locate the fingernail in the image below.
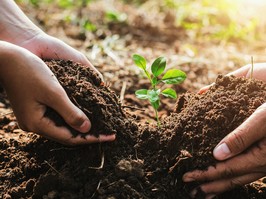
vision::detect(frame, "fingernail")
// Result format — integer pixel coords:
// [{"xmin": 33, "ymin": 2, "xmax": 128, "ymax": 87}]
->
[
  {"xmin": 206, "ymin": 194, "xmax": 216, "ymax": 199},
  {"xmin": 79, "ymin": 120, "xmax": 90, "ymax": 132},
  {"xmin": 213, "ymin": 142, "xmax": 231, "ymax": 160}
]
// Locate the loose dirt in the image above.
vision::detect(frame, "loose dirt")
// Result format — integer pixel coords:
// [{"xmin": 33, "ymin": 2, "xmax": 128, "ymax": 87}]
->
[{"xmin": 0, "ymin": 60, "xmax": 266, "ymax": 199}]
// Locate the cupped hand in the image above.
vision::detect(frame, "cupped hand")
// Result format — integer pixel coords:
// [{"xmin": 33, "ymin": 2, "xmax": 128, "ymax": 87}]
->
[
  {"xmin": 17, "ymin": 32, "xmax": 103, "ymax": 80},
  {"xmin": 183, "ymin": 63, "xmax": 266, "ymax": 198},
  {"xmin": 0, "ymin": 41, "xmax": 115, "ymax": 145}
]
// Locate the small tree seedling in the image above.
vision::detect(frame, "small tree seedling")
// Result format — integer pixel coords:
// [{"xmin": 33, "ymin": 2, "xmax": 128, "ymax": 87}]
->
[{"xmin": 133, "ymin": 54, "xmax": 187, "ymax": 126}]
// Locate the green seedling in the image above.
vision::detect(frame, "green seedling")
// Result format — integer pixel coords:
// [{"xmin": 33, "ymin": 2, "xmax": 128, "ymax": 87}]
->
[{"xmin": 133, "ymin": 54, "xmax": 186, "ymax": 126}]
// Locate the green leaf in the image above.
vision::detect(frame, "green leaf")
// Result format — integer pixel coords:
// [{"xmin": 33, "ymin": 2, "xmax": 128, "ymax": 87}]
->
[
  {"xmin": 133, "ymin": 54, "xmax": 147, "ymax": 70},
  {"xmin": 147, "ymin": 89, "xmax": 160, "ymax": 103},
  {"xmin": 151, "ymin": 77, "xmax": 158, "ymax": 86},
  {"xmin": 151, "ymin": 57, "xmax": 166, "ymax": 77},
  {"xmin": 151, "ymin": 100, "xmax": 160, "ymax": 110},
  {"xmin": 135, "ymin": 89, "xmax": 148, "ymax": 99},
  {"xmin": 162, "ymin": 69, "xmax": 186, "ymax": 84},
  {"xmin": 161, "ymin": 88, "xmax": 177, "ymax": 99}
]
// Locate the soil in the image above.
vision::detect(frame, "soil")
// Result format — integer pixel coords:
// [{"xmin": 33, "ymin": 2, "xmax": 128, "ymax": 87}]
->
[{"xmin": 0, "ymin": 60, "xmax": 266, "ymax": 199}]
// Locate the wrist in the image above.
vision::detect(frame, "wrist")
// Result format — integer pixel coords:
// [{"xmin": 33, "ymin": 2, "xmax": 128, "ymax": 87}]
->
[
  {"xmin": 0, "ymin": 41, "xmax": 25, "ymax": 85},
  {"xmin": 0, "ymin": 0, "xmax": 43, "ymax": 45},
  {"xmin": 0, "ymin": 41, "xmax": 13, "ymax": 83}
]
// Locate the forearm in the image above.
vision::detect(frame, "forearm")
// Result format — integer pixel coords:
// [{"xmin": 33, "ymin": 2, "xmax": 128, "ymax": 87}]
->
[{"xmin": 0, "ymin": 0, "xmax": 42, "ymax": 45}]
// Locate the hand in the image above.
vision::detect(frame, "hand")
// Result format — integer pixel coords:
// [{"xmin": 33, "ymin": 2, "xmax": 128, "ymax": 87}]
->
[
  {"xmin": 183, "ymin": 63, "xmax": 266, "ymax": 198},
  {"xmin": 0, "ymin": 0, "xmax": 102, "ymax": 79},
  {"xmin": 0, "ymin": 41, "xmax": 115, "ymax": 145},
  {"xmin": 183, "ymin": 103, "xmax": 266, "ymax": 198},
  {"xmin": 198, "ymin": 63, "xmax": 266, "ymax": 94},
  {"xmin": 18, "ymin": 32, "xmax": 103, "ymax": 80}
]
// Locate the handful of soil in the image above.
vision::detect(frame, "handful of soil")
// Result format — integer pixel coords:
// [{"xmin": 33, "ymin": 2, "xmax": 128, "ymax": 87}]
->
[
  {"xmin": 44, "ymin": 59, "xmax": 129, "ymax": 137},
  {"xmin": 166, "ymin": 75, "xmax": 266, "ymax": 171}
]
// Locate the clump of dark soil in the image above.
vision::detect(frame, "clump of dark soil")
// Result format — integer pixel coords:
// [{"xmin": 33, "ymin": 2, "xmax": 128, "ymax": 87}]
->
[
  {"xmin": 44, "ymin": 59, "xmax": 133, "ymax": 137},
  {"xmin": 167, "ymin": 74, "xmax": 266, "ymax": 171},
  {"xmin": 0, "ymin": 60, "xmax": 265, "ymax": 199}
]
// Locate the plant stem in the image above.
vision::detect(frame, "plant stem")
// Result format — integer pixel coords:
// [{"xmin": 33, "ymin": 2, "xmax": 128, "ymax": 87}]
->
[
  {"xmin": 144, "ymin": 69, "xmax": 153, "ymax": 85},
  {"xmin": 154, "ymin": 108, "xmax": 160, "ymax": 127}
]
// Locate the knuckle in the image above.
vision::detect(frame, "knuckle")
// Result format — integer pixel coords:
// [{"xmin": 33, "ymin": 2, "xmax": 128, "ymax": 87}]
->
[
  {"xmin": 222, "ymin": 166, "xmax": 234, "ymax": 178},
  {"xmin": 229, "ymin": 179, "xmax": 242, "ymax": 190},
  {"xmin": 193, "ymin": 170, "xmax": 208, "ymax": 181},
  {"xmin": 228, "ymin": 130, "xmax": 246, "ymax": 153},
  {"xmin": 250, "ymin": 140, "xmax": 266, "ymax": 168}
]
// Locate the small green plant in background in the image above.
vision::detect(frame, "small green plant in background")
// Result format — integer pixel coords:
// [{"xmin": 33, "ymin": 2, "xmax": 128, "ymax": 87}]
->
[
  {"xmin": 133, "ymin": 54, "xmax": 186, "ymax": 126},
  {"xmin": 105, "ymin": 11, "xmax": 127, "ymax": 23}
]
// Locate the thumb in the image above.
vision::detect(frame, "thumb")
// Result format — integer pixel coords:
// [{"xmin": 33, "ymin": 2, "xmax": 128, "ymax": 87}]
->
[
  {"xmin": 46, "ymin": 89, "xmax": 91, "ymax": 133},
  {"xmin": 59, "ymin": 102, "xmax": 91, "ymax": 133},
  {"xmin": 213, "ymin": 103, "xmax": 266, "ymax": 160}
]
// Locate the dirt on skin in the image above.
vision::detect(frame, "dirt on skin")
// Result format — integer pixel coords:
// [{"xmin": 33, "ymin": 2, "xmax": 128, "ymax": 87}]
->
[{"xmin": 0, "ymin": 60, "xmax": 266, "ymax": 199}]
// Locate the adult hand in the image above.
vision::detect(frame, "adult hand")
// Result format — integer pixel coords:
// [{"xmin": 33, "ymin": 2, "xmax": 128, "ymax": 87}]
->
[
  {"xmin": 0, "ymin": 0, "xmax": 102, "ymax": 79},
  {"xmin": 198, "ymin": 63, "xmax": 266, "ymax": 94},
  {"xmin": 183, "ymin": 63, "xmax": 266, "ymax": 198},
  {"xmin": 18, "ymin": 32, "xmax": 103, "ymax": 80},
  {"xmin": 0, "ymin": 41, "xmax": 115, "ymax": 145}
]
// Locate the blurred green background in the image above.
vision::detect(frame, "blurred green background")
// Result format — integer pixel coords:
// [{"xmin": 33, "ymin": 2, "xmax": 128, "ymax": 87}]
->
[{"xmin": 15, "ymin": 0, "xmax": 266, "ymax": 43}]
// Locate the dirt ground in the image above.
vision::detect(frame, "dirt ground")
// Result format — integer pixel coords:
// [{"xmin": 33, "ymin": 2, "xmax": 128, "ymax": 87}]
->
[{"xmin": 1, "ymin": 1, "xmax": 266, "ymax": 199}]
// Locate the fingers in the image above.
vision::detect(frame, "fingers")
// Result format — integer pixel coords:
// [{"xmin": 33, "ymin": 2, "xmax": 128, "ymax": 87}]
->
[
  {"xmin": 183, "ymin": 138, "xmax": 266, "ymax": 196},
  {"xmin": 198, "ymin": 65, "xmax": 250, "ymax": 94},
  {"xmin": 228, "ymin": 63, "xmax": 266, "ymax": 82},
  {"xmin": 37, "ymin": 116, "xmax": 115, "ymax": 145},
  {"xmin": 40, "ymin": 82, "xmax": 91, "ymax": 133},
  {"xmin": 183, "ymin": 150, "xmax": 260, "ymax": 182},
  {"xmin": 199, "ymin": 63, "xmax": 266, "ymax": 94},
  {"xmin": 198, "ymin": 83, "xmax": 214, "ymax": 94},
  {"xmin": 227, "ymin": 64, "xmax": 251, "ymax": 77},
  {"xmin": 213, "ymin": 103, "xmax": 266, "ymax": 160},
  {"xmin": 195, "ymin": 172, "xmax": 265, "ymax": 197}
]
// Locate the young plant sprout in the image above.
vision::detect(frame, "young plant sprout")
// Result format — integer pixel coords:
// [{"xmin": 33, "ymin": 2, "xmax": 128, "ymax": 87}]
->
[{"xmin": 133, "ymin": 54, "xmax": 187, "ymax": 126}]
